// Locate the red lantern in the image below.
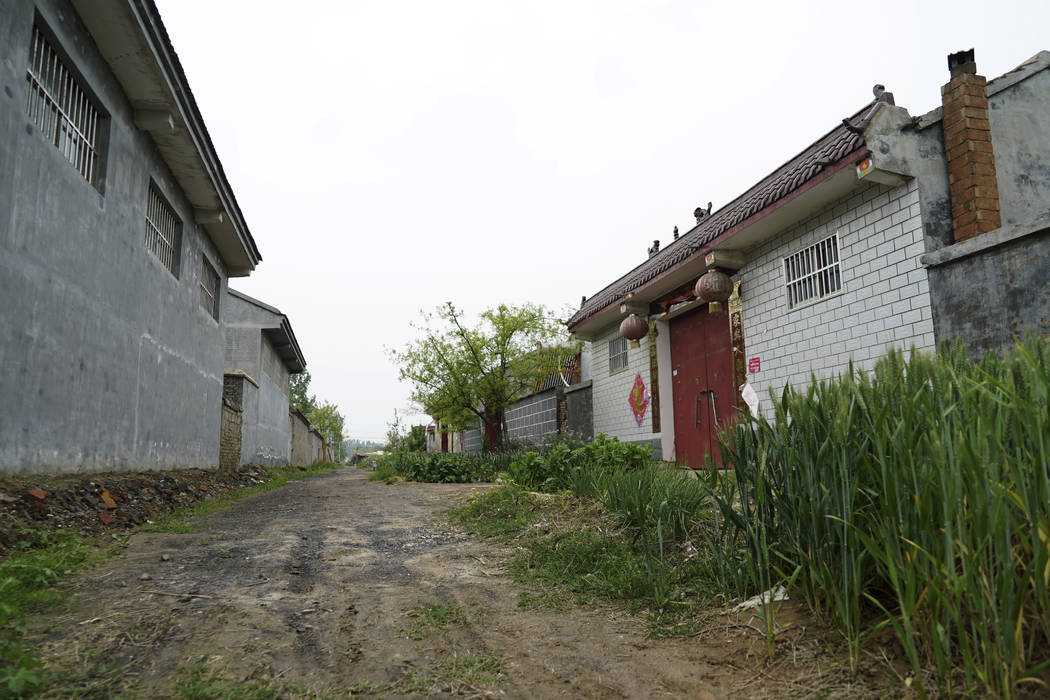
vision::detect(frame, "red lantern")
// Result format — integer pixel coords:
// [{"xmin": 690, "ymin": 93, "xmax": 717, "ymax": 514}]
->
[
  {"xmin": 620, "ymin": 313, "xmax": 648, "ymax": 348},
  {"xmin": 695, "ymin": 269, "xmax": 733, "ymax": 314}
]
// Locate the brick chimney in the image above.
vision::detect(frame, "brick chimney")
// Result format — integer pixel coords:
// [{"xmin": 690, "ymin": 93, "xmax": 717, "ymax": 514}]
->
[{"xmin": 941, "ymin": 49, "xmax": 1001, "ymax": 242}]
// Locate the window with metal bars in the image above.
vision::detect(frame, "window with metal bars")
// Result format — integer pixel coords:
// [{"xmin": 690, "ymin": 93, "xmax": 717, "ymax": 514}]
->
[
  {"xmin": 608, "ymin": 336, "xmax": 629, "ymax": 374},
  {"xmin": 146, "ymin": 185, "xmax": 181, "ymax": 276},
  {"xmin": 199, "ymin": 257, "xmax": 220, "ymax": 320},
  {"xmin": 25, "ymin": 25, "xmax": 102, "ymax": 187},
  {"xmin": 784, "ymin": 234, "xmax": 842, "ymax": 309}
]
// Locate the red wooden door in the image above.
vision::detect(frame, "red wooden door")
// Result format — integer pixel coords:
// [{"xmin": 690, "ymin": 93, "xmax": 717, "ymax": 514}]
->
[{"xmin": 669, "ymin": 307, "xmax": 735, "ymax": 468}]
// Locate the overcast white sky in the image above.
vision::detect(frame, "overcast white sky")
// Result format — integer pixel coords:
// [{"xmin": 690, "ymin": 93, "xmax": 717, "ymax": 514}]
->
[{"xmin": 154, "ymin": 0, "xmax": 1048, "ymax": 441}]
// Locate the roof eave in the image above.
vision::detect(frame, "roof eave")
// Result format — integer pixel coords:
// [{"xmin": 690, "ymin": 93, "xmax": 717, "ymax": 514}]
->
[
  {"xmin": 70, "ymin": 0, "xmax": 261, "ymax": 277},
  {"xmin": 262, "ymin": 319, "xmax": 307, "ymax": 374},
  {"xmin": 569, "ymin": 146, "xmax": 870, "ymax": 339}
]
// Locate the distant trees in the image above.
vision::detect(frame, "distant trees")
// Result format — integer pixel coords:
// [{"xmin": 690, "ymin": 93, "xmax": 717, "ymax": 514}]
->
[
  {"xmin": 391, "ymin": 302, "xmax": 573, "ymax": 451},
  {"xmin": 290, "ymin": 370, "xmax": 346, "ymax": 460},
  {"xmin": 290, "ymin": 371, "xmax": 317, "ymax": 415},
  {"xmin": 384, "ymin": 410, "xmax": 427, "ymax": 452}
]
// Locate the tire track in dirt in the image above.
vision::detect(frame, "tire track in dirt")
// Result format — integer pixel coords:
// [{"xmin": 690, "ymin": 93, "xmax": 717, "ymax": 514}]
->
[{"xmin": 25, "ymin": 467, "xmax": 798, "ymax": 698}]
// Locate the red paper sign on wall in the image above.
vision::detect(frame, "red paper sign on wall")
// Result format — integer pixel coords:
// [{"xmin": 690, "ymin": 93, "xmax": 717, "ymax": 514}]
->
[{"xmin": 748, "ymin": 357, "xmax": 761, "ymax": 374}]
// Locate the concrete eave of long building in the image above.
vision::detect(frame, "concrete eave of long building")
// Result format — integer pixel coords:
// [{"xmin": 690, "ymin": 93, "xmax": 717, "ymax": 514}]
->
[
  {"xmin": 570, "ymin": 150, "xmax": 872, "ymax": 341},
  {"xmin": 70, "ymin": 0, "xmax": 262, "ymax": 277},
  {"xmin": 228, "ymin": 289, "xmax": 307, "ymax": 373}
]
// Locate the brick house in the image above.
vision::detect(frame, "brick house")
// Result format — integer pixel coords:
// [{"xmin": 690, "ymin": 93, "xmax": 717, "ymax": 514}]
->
[
  {"xmin": 1, "ymin": 0, "xmax": 261, "ymax": 473},
  {"xmin": 568, "ymin": 50, "xmax": 1050, "ymax": 467},
  {"xmin": 221, "ymin": 290, "xmax": 306, "ymax": 467}
]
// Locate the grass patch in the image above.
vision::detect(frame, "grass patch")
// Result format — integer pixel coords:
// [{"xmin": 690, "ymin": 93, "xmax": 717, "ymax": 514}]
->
[
  {"xmin": 451, "ymin": 485, "xmax": 724, "ymax": 630},
  {"xmin": 366, "ymin": 462, "xmax": 399, "ymax": 484},
  {"xmin": 516, "ymin": 590, "xmax": 571, "ymax": 612},
  {"xmin": 174, "ymin": 656, "xmax": 317, "ymax": 699},
  {"xmin": 449, "ymin": 486, "xmax": 547, "ymax": 538},
  {"xmin": 0, "ymin": 528, "xmax": 98, "ymax": 696},
  {"xmin": 146, "ymin": 463, "xmax": 342, "ymax": 533},
  {"xmin": 435, "ymin": 653, "xmax": 504, "ymax": 686},
  {"xmin": 404, "ymin": 602, "xmax": 465, "ymax": 640}
]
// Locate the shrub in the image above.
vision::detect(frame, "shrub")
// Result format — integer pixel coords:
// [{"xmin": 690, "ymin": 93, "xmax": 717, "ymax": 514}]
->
[
  {"xmin": 377, "ymin": 451, "xmax": 500, "ymax": 484},
  {"xmin": 507, "ymin": 434, "xmax": 656, "ymax": 495}
]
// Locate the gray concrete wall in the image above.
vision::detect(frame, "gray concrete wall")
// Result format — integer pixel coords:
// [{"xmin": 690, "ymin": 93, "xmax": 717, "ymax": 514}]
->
[
  {"xmin": 904, "ymin": 61, "xmax": 1050, "ymax": 356},
  {"xmin": 290, "ymin": 410, "xmax": 319, "ymax": 466},
  {"xmin": 0, "ymin": 0, "xmax": 229, "ymax": 473},
  {"xmin": 505, "ymin": 389, "xmax": 559, "ymax": 445},
  {"xmin": 564, "ymin": 381, "xmax": 593, "ymax": 442},
  {"xmin": 224, "ymin": 296, "xmax": 292, "ymax": 466},
  {"xmin": 925, "ymin": 226, "xmax": 1050, "ymax": 357}
]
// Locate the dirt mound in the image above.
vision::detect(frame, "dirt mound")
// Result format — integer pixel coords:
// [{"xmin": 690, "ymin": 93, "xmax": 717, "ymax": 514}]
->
[{"xmin": 0, "ymin": 464, "xmax": 276, "ymax": 553}]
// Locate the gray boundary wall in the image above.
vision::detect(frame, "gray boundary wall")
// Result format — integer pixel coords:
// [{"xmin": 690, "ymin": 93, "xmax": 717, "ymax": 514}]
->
[
  {"xmin": 0, "ymin": 1, "xmax": 229, "ymax": 473},
  {"xmin": 505, "ymin": 388, "xmax": 559, "ymax": 445}
]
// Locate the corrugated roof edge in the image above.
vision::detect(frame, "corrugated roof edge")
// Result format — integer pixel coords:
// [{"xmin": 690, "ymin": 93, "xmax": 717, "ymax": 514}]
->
[{"xmin": 567, "ymin": 99, "xmax": 883, "ymax": 329}]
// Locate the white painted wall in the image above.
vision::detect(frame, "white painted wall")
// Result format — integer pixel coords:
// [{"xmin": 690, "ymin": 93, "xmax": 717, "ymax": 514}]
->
[
  {"xmin": 739, "ymin": 179, "xmax": 935, "ymax": 417},
  {"xmin": 590, "ymin": 323, "xmax": 662, "ymax": 446}
]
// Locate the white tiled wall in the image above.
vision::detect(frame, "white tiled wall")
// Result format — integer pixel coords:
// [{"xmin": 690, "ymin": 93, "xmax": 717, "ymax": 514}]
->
[
  {"xmin": 740, "ymin": 179, "xmax": 935, "ymax": 416},
  {"xmin": 591, "ymin": 325, "xmax": 661, "ymax": 444}
]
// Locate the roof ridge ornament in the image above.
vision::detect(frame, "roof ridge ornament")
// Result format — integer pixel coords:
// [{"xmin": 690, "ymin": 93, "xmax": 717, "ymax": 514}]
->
[{"xmin": 873, "ymin": 83, "xmax": 895, "ymax": 105}]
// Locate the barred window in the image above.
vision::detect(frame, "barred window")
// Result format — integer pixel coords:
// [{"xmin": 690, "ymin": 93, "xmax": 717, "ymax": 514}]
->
[
  {"xmin": 784, "ymin": 234, "xmax": 842, "ymax": 309},
  {"xmin": 608, "ymin": 336, "xmax": 629, "ymax": 374},
  {"xmin": 145, "ymin": 185, "xmax": 181, "ymax": 275},
  {"xmin": 199, "ymin": 257, "xmax": 219, "ymax": 320},
  {"xmin": 25, "ymin": 25, "xmax": 102, "ymax": 186}
]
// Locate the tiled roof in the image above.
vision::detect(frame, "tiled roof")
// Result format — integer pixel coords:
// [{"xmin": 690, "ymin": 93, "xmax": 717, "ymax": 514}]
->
[{"xmin": 568, "ymin": 100, "xmax": 883, "ymax": 328}]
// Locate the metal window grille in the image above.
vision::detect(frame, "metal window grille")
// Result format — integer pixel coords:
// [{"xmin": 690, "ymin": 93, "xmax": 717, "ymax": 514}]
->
[
  {"xmin": 25, "ymin": 25, "xmax": 101, "ymax": 185},
  {"xmin": 784, "ymin": 234, "xmax": 842, "ymax": 309},
  {"xmin": 608, "ymin": 336, "xmax": 628, "ymax": 373},
  {"xmin": 145, "ymin": 185, "xmax": 181, "ymax": 275},
  {"xmin": 199, "ymin": 257, "xmax": 219, "ymax": 319}
]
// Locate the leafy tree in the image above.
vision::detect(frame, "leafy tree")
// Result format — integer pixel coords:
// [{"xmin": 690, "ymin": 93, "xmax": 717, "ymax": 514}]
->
[
  {"xmin": 384, "ymin": 410, "xmax": 426, "ymax": 452},
  {"xmin": 290, "ymin": 370, "xmax": 317, "ymax": 415},
  {"xmin": 406, "ymin": 425, "xmax": 427, "ymax": 452},
  {"xmin": 391, "ymin": 302, "xmax": 574, "ymax": 451},
  {"xmin": 308, "ymin": 402, "xmax": 346, "ymax": 460}
]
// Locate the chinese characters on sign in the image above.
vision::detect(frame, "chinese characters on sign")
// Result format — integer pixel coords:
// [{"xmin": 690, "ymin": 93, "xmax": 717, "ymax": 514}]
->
[{"xmin": 748, "ymin": 357, "xmax": 761, "ymax": 374}]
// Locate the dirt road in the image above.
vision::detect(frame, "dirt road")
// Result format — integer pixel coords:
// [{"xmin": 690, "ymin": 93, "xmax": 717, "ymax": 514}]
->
[{"xmin": 27, "ymin": 468, "xmax": 836, "ymax": 698}]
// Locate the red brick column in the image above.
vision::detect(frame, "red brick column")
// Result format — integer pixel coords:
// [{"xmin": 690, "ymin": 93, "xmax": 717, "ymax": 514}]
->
[{"xmin": 941, "ymin": 49, "xmax": 1001, "ymax": 242}]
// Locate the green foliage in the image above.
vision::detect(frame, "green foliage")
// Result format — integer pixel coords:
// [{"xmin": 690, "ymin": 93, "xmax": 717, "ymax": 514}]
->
[
  {"xmin": 0, "ymin": 528, "xmax": 93, "ymax": 697},
  {"xmin": 434, "ymin": 653, "xmax": 504, "ymax": 686},
  {"xmin": 404, "ymin": 602, "xmax": 465, "ymax": 640},
  {"xmin": 390, "ymin": 302, "xmax": 574, "ymax": 449},
  {"xmin": 505, "ymin": 433, "xmax": 655, "ymax": 493},
  {"xmin": 452, "ymin": 485, "xmax": 721, "ymax": 622},
  {"xmin": 593, "ymin": 465, "xmax": 708, "ymax": 542},
  {"xmin": 383, "ymin": 410, "xmax": 426, "ymax": 452},
  {"xmin": 367, "ymin": 462, "xmax": 400, "ymax": 484},
  {"xmin": 307, "ymin": 402, "xmax": 346, "ymax": 458},
  {"xmin": 450, "ymin": 486, "xmax": 545, "ymax": 537},
  {"xmin": 175, "ymin": 656, "xmax": 315, "ymax": 699},
  {"xmin": 378, "ymin": 451, "xmax": 499, "ymax": 484},
  {"xmin": 713, "ymin": 336, "xmax": 1050, "ymax": 697},
  {"xmin": 288, "ymin": 370, "xmax": 317, "ymax": 416}
]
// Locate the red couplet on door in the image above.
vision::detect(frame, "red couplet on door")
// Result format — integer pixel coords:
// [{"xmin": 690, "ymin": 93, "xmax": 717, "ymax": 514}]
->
[{"xmin": 669, "ymin": 306, "xmax": 736, "ymax": 468}]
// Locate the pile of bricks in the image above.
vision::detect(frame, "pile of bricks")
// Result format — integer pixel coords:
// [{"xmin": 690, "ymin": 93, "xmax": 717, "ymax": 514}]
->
[{"xmin": 0, "ymin": 464, "xmax": 270, "ymax": 553}]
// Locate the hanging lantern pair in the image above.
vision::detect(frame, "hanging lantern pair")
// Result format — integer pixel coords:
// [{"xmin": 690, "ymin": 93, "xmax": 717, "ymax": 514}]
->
[
  {"xmin": 695, "ymin": 269, "xmax": 733, "ymax": 314},
  {"xmin": 620, "ymin": 313, "xmax": 648, "ymax": 348}
]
